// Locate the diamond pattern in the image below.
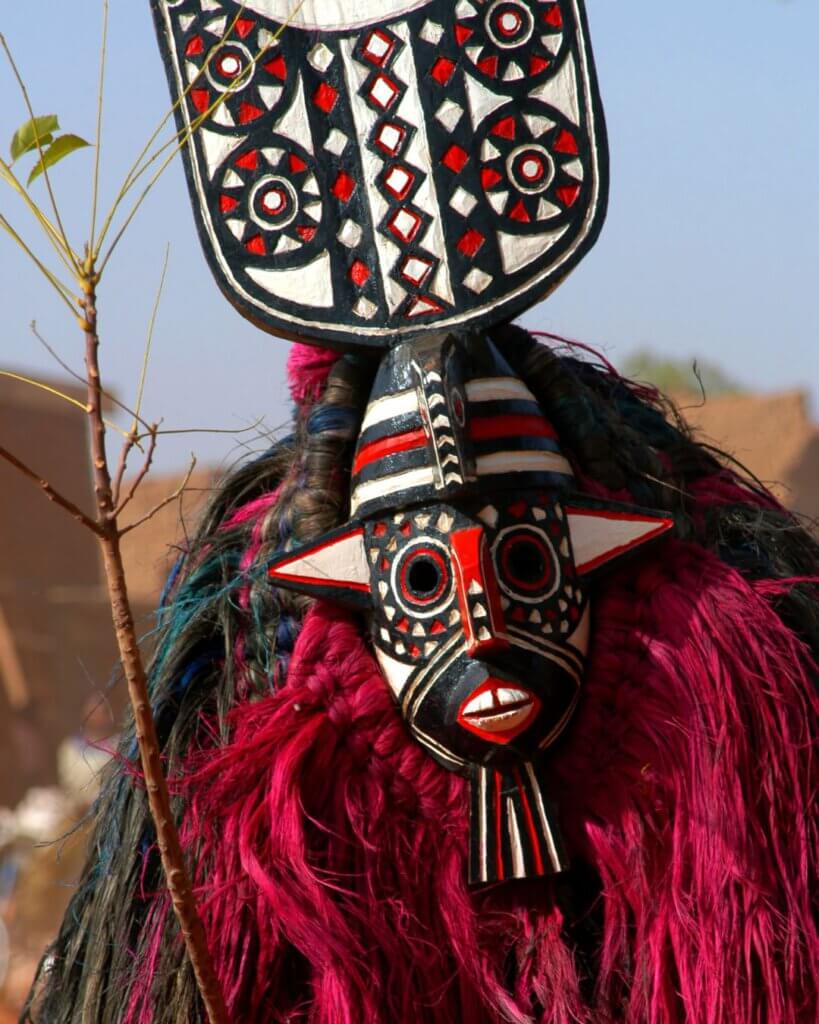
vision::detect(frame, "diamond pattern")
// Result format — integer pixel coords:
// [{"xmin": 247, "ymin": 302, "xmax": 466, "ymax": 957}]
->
[
  {"xmin": 323, "ymin": 128, "xmax": 348, "ymax": 156},
  {"xmin": 307, "ymin": 43, "xmax": 334, "ymax": 72},
  {"xmin": 337, "ymin": 219, "xmax": 363, "ymax": 248},
  {"xmin": 435, "ymin": 99, "xmax": 464, "ymax": 132},
  {"xmin": 449, "ymin": 186, "xmax": 478, "ymax": 217},
  {"xmin": 463, "ymin": 267, "xmax": 493, "ymax": 293}
]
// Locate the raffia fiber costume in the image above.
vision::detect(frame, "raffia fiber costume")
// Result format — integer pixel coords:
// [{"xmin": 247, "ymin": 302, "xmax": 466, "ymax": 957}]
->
[{"xmin": 25, "ymin": 2, "xmax": 819, "ymax": 1021}]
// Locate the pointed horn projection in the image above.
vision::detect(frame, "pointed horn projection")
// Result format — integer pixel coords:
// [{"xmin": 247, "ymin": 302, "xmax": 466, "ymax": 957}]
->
[
  {"xmin": 566, "ymin": 500, "xmax": 674, "ymax": 575},
  {"xmin": 268, "ymin": 524, "xmax": 373, "ymax": 608}
]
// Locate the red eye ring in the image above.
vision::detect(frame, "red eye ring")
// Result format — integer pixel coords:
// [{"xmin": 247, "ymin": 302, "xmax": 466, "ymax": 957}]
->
[
  {"xmin": 399, "ymin": 547, "xmax": 449, "ymax": 607},
  {"xmin": 497, "ymin": 529, "xmax": 557, "ymax": 595}
]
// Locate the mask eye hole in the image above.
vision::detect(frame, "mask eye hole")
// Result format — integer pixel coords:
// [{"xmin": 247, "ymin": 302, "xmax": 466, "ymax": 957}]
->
[
  {"xmin": 394, "ymin": 543, "xmax": 453, "ymax": 614},
  {"xmin": 495, "ymin": 527, "xmax": 559, "ymax": 602}
]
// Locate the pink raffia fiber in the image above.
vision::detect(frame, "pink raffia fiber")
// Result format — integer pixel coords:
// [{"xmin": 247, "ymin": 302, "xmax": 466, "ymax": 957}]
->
[
  {"xmin": 287, "ymin": 341, "xmax": 338, "ymax": 404},
  {"xmin": 125, "ymin": 527, "xmax": 818, "ymax": 1023}
]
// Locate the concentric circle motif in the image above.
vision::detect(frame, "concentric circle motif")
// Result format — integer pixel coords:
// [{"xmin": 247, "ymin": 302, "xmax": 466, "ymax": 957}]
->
[
  {"xmin": 205, "ymin": 42, "xmax": 255, "ymax": 93},
  {"xmin": 477, "ymin": 107, "xmax": 585, "ymax": 229},
  {"xmin": 493, "ymin": 526, "xmax": 560, "ymax": 603},
  {"xmin": 216, "ymin": 138, "xmax": 323, "ymax": 259},
  {"xmin": 454, "ymin": 0, "xmax": 565, "ymax": 84},
  {"xmin": 391, "ymin": 539, "xmax": 454, "ymax": 618}
]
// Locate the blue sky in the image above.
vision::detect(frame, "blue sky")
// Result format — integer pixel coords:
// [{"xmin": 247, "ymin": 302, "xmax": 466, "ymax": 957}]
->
[{"xmin": 1, "ymin": 0, "xmax": 817, "ymax": 472}]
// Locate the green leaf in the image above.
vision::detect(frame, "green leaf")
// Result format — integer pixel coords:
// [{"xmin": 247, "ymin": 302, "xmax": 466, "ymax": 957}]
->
[
  {"xmin": 10, "ymin": 115, "xmax": 59, "ymax": 162},
  {"xmin": 27, "ymin": 134, "xmax": 91, "ymax": 185}
]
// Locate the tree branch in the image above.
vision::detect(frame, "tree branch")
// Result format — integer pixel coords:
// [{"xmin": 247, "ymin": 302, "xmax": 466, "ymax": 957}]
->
[
  {"xmin": 113, "ymin": 425, "xmax": 158, "ymax": 515},
  {"xmin": 118, "ymin": 454, "xmax": 196, "ymax": 536},
  {"xmin": 0, "ymin": 443, "xmax": 102, "ymax": 535}
]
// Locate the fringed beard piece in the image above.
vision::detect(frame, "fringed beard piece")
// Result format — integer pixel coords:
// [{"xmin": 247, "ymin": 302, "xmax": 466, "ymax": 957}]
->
[{"xmin": 129, "ymin": 541, "xmax": 817, "ymax": 1024}]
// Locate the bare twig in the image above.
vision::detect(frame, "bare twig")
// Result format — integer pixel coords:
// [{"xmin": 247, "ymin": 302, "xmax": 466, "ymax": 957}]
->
[
  {"xmin": 114, "ymin": 426, "xmax": 158, "ymax": 515},
  {"xmin": 119, "ymin": 455, "xmax": 196, "ymax": 536},
  {"xmin": 89, "ymin": 0, "xmax": 109, "ymax": 250},
  {"xmin": 0, "ymin": 212, "xmax": 77, "ymax": 312},
  {"xmin": 0, "ymin": 443, "xmax": 102, "ymax": 535},
  {"xmin": 132, "ymin": 244, "xmax": 169, "ymax": 433}
]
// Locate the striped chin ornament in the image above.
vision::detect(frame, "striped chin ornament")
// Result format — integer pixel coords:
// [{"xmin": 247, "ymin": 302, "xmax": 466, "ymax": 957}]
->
[{"xmin": 270, "ymin": 334, "xmax": 674, "ymax": 885}]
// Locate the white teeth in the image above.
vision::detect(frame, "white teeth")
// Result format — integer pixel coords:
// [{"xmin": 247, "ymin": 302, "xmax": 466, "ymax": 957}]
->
[
  {"xmin": 468, "ymin": 580, "xmax": 484, "ymax": 596},
  {"xmin": 467, "ymin": 690, "xmax": 495, "ymax": 713},
  {"xmin": 463, "ymin": 687, "xmax": 529, "ymax": 715}
]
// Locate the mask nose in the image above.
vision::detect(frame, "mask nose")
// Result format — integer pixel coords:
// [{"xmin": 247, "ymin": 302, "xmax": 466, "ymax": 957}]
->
[{"xmin": 451, "ymin": 526, "xmax": 509, "ymax": 657}]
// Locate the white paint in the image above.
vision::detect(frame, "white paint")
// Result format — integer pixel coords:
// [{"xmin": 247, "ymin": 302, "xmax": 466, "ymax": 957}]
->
[
  {"xmin": 199, "ymin": 128, "xmax": 243, "ymax": 179},
  {"xmin": 350, "ymin": 466, "xmax": 437, "ymax": 515},
  {"xmin": 323, "ymin": 128, "xmax": 348, "ymax": 156},
  {"xmin": 529, "ymin": 52, "xmax": 580, "ymax": 126},
  {"xmin": 540, "ymin": 32, "xmax": 563, "ymax": 56},
  {"xmin": 435, "ymin": 98, "xmax": 464, "ymax": 132},
  {"xmin": 488, "ymin": 190, "xmax": 509, "ymax": 214},
  {"xmin": 566, "ymin": 604, "xmax": 591, "ymax": 657},
  {"xmin": 476, "ymin": 451, "xmax": 574, "ymax": 477},
  {"xmin": 222, "ymin": 169, "xmax": 243, "ymax": 188},
  {"xmin": 507, "ymin": 797, "xmax": 526, "ymax": 878},
  {"xmin": 374, "ymin": 646, "xmax": 414, "ymax": 699},
  {"xmin": 502, "ymin": 61, "xmax": 524, "ymax": 82},
  {"xmin": 359, "ymin": 388, "xmax": 419, "ymax": 433},
  {"xmin": 246, "ymin": 250, "xmax": 334, "ymax": 307},
  {"xmin": 463, "ymin": 267, "xmax": 493, "ymax": 294},
  {"xmin": 337, "ymin": 218, "xmax": 363, "ymax": 248},
  {"xmin": 562, "ymin": 158, "xmax": 585, "ymax": 181},
  {"xmin": 273, "ymin": 73, "xmax": 314, "ymax": 153},
  {"xmin": 497, "ymin": 224, "xmax": 568, "ymax": 274},
  {"xmin": 307, "ymin": 42, "xmax": 334, "ymax": 72},
  {"xmin": 419, "ymin": 19, "xmax": 444, "ymax": 45},
  {"xmin": 524, "ymin": 111, "xmax": 555, "ymax": 138},
  {"xmin": 537, "ymin": 197, "xmax": 562, "ymax": 221},
  {"xmin": 465, "ymin": 377, "xmax": 536, "ymax": 403},
  {"xmin": 567, "ymin": 510, "xmax": 670, "ymax": 574},
  {"xmin": 239, "ymin": 0, "xmax": 429, "ymax": 31},
  {"xmin": 271, "ymin": 529, "xmax": 369, "ymax": 589},
  {"xmin": 273, "ymin": 234, "xmax": 301, "ymax": 254},
  {"xmin": 525, "ymin": 763, "xmax": 563, "ymax": 871},
  {"xmin": 449, "ymin": 186, "xmax": 478, "ymax": 218},
  {"xmin": 258, "ymin": 84, "xmax": 283, "ymax": 109},
  {"xmin": 463, "ymin": 71, "xmax": 509, "ymax": 131}
]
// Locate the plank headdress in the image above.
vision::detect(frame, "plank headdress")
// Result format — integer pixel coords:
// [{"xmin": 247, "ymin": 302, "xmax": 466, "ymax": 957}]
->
[{"xmin": 24, "ymin": 2, "xmax": 819, "ymax": 1021}]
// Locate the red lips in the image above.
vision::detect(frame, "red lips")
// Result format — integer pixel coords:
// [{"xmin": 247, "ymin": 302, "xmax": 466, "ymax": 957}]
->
[{"xmin": 457, "ymin": 678, "xmax": 541, "ymax": 744}]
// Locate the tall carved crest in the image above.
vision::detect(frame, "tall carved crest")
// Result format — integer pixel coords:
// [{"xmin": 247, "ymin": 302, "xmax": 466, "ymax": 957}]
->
[{"xmin": 152, "ymin": 0, "xmax": 608, "ymax": 347}]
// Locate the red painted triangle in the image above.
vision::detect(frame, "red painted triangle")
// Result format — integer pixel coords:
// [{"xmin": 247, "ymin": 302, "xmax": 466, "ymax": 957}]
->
[
  {"xmin": 477, "ymin": 55, "xmax": 499, "ymax": 77},
  {"xmin": 454, "ymin": 23, "xmax": 474, "ymax": 45},
  {"xmin": 191, "ymin": 89, "xmax": 209, "ymax": 114},
  {"xmin": 509, "ymin": 199, "xmax": 531, "ymax": 223},
  {"xmin": 296, "ymin": 224, "xmax": 317, "ymax": 241},
  {"xmin": 529, "ymin": 54, "xmax": 551, "ymax": 75},
  {"xmin": 219, "ymin": 194, "xmax": 239, "ymax": 213},
  {"xmin": 543, "ymin": 6, "xmax": 563, "ymax": 27},
  {"xmin": 553, "ymin": 129, "xmax": 578, "ymax": 155},
  {"xmin": 185, "ymin": 36, "xmax": 204, "ymax": 57},
  {"xmin": 480, "ymin": 166, "xmax": 503, "ymax": 189},
  {"xmin": 264, "ymin": 55, "xmax": 287, "ymax": 81},
  {"xmin": 557, "ymin": 184, "xmax": 581, "ymax": 207},
  {"xmin": 235, "ymin": 150, "xmax": 259, "ymax": 171},
  {"xmin": 239, "ymin": 102, "xmax": 263, "ymax": 124},
  {"xmin": 491, "ymin": 115, "xmax": 516, "ymax": 140},
  {"xmin": 245, "ymin": 235, "xmax": 265, "ymax": 255},
  {"xmin": 235, "ymin": 18, "xmax": 255, "ymax": 39},
  {"xmin": 288, "ymin": 152, "xmax": 307, "ymax": 173}
]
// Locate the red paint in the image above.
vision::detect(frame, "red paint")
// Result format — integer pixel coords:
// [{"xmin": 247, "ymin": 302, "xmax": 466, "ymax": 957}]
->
[
  {"xmin": 513, "ymin": 767, "xmax": 545, "ymax": 875},
  {"xmin": 543, "ymin": 5, "xmax": 563, "ymax": 28},
  {"xmin": 430, "ymin": 57, "xmax": 456, "ymax": 85},
  {"xmin": 264, "ymin": 55, "xmax": 287, "ymax": 80},
  {"xmin": 288, "ymin": 152, "xmax": 307, "ymax": 173},
  {"xmin": 399, "ymin": 547, "xmax": 449, "ymax": 606},
  {"xmin": 268, "ymin": 527, "xmax": 370, "ymax": 593},
  {"xmin": 491, "ymin": 116, "xmax": 517, "ymax": 140},
  {"xmin": 296, "ymin": 225, "xmax": 317, "ymax": 242},
  {"xmin": 458, "ymin": 679, "xmax": 540, "ymax": 745},
  {"xmin": 185, "ymin": 36, "xmax": 204, "ymax": 57},
  {"xmin": 450, "ymin": 526, "xmax": 508, "ymax": 656},
  {"xmin": 244, "ymin": 235, "xmax": 265, "ymax": 255},
  {"xmin": 442, "ymin": 145, "xmax": 469, "ymax": 173},
  {"xmin": 557, "ymin": 184, "xmax": 581, "ymax": 208},
  {"xmin": 430, "ymin": 620, "xmax": 446, "ymax": 635},
  {"xmin": 509, "ymin": 199, "xmax": 531, "ymax": 223},
  {"xmin": 494, "ymin": 772, "xmax": 505, "ymax": 882},
  {"xmin": 348, "ymin": 260, "xmax": 370, "ymax": 287},
  {"xmin": 396, "ymin": 617, "xmax": 409, "ymax": 633},
  {"xmin": 236, "ymin": 150, "xmax": 259, "ymax": 171},
  {"xmin": 529, "ymin": 54, "xmax": 551, "ymax": 75},
  {"xmin": 191, "ymin": 89, "xmax": 210, "ymax": 114},
  {"xmin": 454, "ymin": 23, "xmax": 474, "ymax": 45},
  {"xmin": 477, "ymin": 55, "xmax": 499, "ymax": 78},
  {"xmin": 480, "ymin": 167, "xmax": 503, "ymax": 190},
  {"xmin": 469, "ymin": 415, "xmax": 557, "ymax": 442},
  {"xmin": 332, "ymin": 171, "xmax": 356, "ymax": 203},
  {"xmin": 352, "ymin": 428, "xmax": 427, "ymax": 475},
  {"xmin": 373, "ymin": 522, "xmax": 388, "ymax": 538},
  {"xmin": 239, "ymin": 102, "xmax": 263, "ymax": 124},
  {"xmin": 508, "ymin": 500, "xmax": 528, "ymax": 518},
  {"xmin": 235, "ymin": 17, "xmax": 255, "ymax": 38},
  {"xmin": 313, "ymin": 82, "xmax": 338, "ymax": 113},
  {"xmin": 553, "ymin": 129, "xmax": 579, "ymax": 155},
  {"xmin": 566, "ymin": 508, "xmax": 675, "ymax": 575},
  {"xmin": 457, "ymin": 228, "xmax": 485, "ymax": 258},
  {"xmin": 219, "ymin": 194, "xmax": 239, "ymax": 213},
  {"xmin": 362, "ymin": 29, "xmax": 395, "ymax": 66}
]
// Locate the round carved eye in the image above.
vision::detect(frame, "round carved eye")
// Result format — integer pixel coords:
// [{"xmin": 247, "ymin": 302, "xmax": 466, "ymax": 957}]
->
[
  {"xmin": 392, "ymin": 541, "xmax": 453, "ymax": 617},
  {"xmin": 495, "ymin": 527, "xmax": 559, "ymax": 602}
]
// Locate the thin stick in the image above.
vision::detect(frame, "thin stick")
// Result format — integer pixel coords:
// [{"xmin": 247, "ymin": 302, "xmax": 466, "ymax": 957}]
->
[
  {"xmin": 0, "ymin": 213, "xmax": 77, "ymax": 313},
  {"xmin": 0, "ymin": 159, "xmax": 78, "ymax": 275},
  {"xmin": 80, "ymin": 263, "xmax": 228, "ymax": 1024},
  {"xmin": 119, "ymin": 455, "xmax": 196, "ymax": 536},
  {"xmin": 89, "ymin": 0, "xmax": 109, "ymax": 249},
  {"xmin": 132, "ymin": 244, "xmax": 169, "ymax": 433},
  {"xmin": 0, "ymin": 443, "xmax": 102, "ymax": 535},
  {"xmin": 0, "ymin": 369, "xmax": 131, "ymax": 439},
  {"xmin": 0, "ymin": 34, "xmax": 79, "ymax": 272},
  {"xmin": 114, "ymin": 427, "xmax": 158, "ymax": 515}
]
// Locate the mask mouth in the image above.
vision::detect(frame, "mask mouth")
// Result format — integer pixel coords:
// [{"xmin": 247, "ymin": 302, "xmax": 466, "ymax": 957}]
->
[{"xmin": 457, "ymin": 677, "xmax": 542, "ymax": 745}]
